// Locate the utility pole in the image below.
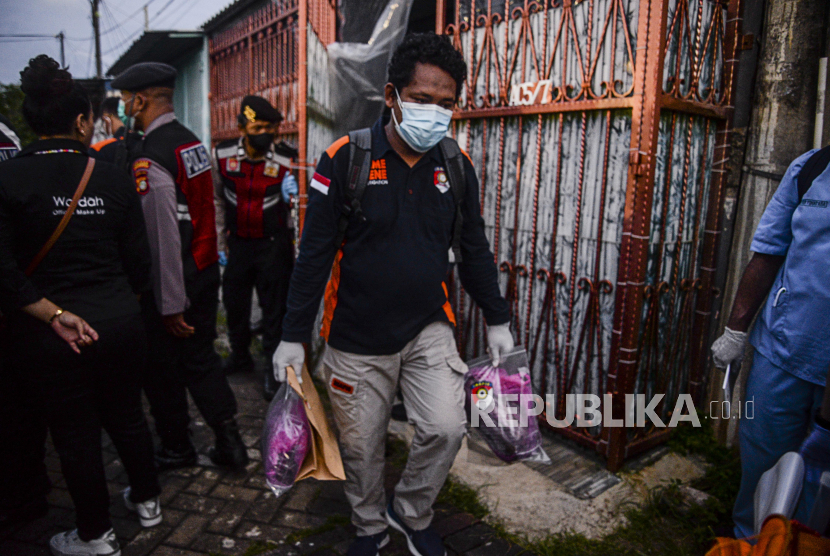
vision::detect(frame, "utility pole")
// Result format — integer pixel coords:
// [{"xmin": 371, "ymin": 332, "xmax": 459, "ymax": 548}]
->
[
  {"xmin": 56, "ymin": 31, "xmax": 65, "ymax": 67},
  {"xmin": 91, "ymin": 0, "xmax": 102, "ymax": 78},
  {"xmin": 144, "ymin": 5, "xmax": 150, "ymax": 31}
]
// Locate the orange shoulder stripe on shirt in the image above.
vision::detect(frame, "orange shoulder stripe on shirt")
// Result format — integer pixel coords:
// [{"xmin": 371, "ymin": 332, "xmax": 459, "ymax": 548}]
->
[
  {"xmin": 320, "ymin": 250, "xmax": 344, "ymax": 341},
  {"xmin": 442, "ymin": 282, "xmax": 457, "ymax": 327},
  {"xmin": 90, "ymin": 137, "xmax": 117, "ymax": 152},
  {"xmin": 460, "ymin": 149, "xmax": 473, "ymax": 165},
  {"xmin": 325, "ymin": 135, "xmax": 350, "ymax": 159}
]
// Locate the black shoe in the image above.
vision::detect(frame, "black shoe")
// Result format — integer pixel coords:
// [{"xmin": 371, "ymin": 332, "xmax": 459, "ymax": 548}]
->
[
  {"xmin": 263, "ymin": 365, "xmax": 281, "ymax": 402},
  {"xmin": 222, "ymin": 353, "xmax": 255, "ymax": 375},
  {"xmin": 347, "ymin": 530, "xmax": 390, "ymax": 556},
  {"xmin": 0, "ymin": 496, "xmax": 48, "ymax": 530},
  {"xmin": 209, "ymin": 419, "xmax": 249, "ymax": 470},
  {"xmin": 387, "ymin": 498, "xmax": 446, "ymax": 556},
  {"xmin": 155, "ymin": 445, "xmax": 197, "ymax": 471}
]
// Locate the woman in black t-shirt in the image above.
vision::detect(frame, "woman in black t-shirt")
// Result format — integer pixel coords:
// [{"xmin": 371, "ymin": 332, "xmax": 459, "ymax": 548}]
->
[{"xmin": 0, "ymin": 55, "xmax": 161, "ymax": 556}]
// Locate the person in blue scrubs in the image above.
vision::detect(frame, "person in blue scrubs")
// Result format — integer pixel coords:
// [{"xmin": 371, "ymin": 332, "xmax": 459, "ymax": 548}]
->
[{"xmin": 711, "ymin": 149, "xmax": 830, "ymax": 538}]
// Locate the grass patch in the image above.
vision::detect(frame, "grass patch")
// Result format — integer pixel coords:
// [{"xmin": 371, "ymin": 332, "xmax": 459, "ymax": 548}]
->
[
  {"xmin": 669, "ymin": 414, "xmax": 742, "ymax": 513},
  {"xmin": 284, "ymin": 514, "xmax": 350, "ymax": 544},
  {"xmin": 386, "ymin": 436, "xmax": 410, "ymax": 470},
  {"xmin": 523, "ymin": 415, "xmax": 740, "ymax": 555},
  {"xmin": 436, "ymin": 475, "xmax": 490, "ymax": 520}
]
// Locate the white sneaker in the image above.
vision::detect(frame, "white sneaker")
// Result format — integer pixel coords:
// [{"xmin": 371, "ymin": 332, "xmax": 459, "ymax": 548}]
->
[
  {"xmin": 49, "ymin": 528, "xmax": 120, "ymax": 556},
  {"xmin": 122, "ymin": 487, "xmax": 162, "ymax": 527}
]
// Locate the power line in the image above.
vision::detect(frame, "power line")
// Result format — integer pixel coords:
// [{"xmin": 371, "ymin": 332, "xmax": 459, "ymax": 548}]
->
[
  {"xmin": 99, "ymin": 0, "xmax": 158, "ymax": 36},
  {"xmin": 101, "ymin": 27, "xmax": 142, "ymax": 56},
  {"xmin": 152, "ymin": 0, "xmax": 177, "ymax": 22},
  {"xmin": 163, "ymin": 0, "xmax": 203, "ymax": 28}
]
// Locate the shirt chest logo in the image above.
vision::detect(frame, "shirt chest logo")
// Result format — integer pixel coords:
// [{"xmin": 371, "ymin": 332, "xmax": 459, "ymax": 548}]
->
[
  {"xmin": 179, "ymin": 143, "xmax": 211, "ymax": 179},
  {"xmin": 368, "ymin": 159, "xmax": 388, "ymax": 186},
  {"xmin": 801, "ymin": 198, "xmax": 828, "ymax": 208},
  {"xmin": 434, "ymin": 166, "xmax": 450, "ymax": 193},
  {"xmin": 264, "ymin": 160, "xmax": 281, "ymax": 178},
  {"xmin": 225, "ymin": 156, "xmax": 240, "ymax": 173}
]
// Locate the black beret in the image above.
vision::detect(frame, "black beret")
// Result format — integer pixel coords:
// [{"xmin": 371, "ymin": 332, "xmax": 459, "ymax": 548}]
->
[
  {"xmin": 240, "ymin": 95, "xmax": 282, "ymax": 123},
  {"xmin": 111, "ymin": 62, "xmax": 177, "ymax": 91}
]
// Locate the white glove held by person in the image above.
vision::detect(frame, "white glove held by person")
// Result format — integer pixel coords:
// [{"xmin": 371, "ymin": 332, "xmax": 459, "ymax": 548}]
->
[
  {"xmin": 487, "ymin": 323, "xmax": 515, "ymax": 367},
  {"xmin": 272, "ymin": 341, "xmax": 305, "ymax": 384},
  {"xmin": 711, "ymin": 327, "xmax": 747, "ymax": 369}
]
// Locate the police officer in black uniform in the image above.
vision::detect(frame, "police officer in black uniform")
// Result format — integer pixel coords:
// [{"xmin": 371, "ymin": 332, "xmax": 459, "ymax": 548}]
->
[
  {"xmin": 111, "ymin": 62, "xmax": 248, "ymax": 470},
  {"xmin": 213, "ymin": 96, "xmax": 297, "ymax": 400}
]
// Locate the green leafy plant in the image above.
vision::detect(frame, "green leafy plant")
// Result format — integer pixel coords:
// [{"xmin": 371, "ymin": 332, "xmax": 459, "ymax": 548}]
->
[{"xmin": 0, "ymin": 83, "xmax": 36, "ymax": 146}]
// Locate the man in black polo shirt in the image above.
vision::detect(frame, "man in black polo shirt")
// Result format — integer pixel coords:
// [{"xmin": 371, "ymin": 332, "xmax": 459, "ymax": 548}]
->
[{"xmin": 273, "ymin": 33, "xmax": 514, "ymax": 556}]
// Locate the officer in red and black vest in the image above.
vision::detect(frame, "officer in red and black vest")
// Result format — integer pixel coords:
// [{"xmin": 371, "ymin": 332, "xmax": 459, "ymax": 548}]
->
[
  {"xmin": 213, "ymin": 96, "xmax": 298, "ymax": 401},
  {"xmin": 111, "ymin": 62, "xmax": 248, "ymax": 471}
]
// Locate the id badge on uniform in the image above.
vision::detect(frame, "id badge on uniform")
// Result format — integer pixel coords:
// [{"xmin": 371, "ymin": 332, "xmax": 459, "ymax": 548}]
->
[{"xmin": 264, "ymin": 160, "xmax": 280, "ymax": 178}]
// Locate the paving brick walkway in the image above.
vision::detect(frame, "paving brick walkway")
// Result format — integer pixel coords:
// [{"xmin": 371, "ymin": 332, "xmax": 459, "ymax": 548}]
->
[{"xmin": 0, "ymin": 365, "xmax": 533, "ymax": 556}]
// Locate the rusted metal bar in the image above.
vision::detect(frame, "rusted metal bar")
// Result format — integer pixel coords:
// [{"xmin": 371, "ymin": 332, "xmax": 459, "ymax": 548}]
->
[
  {"xmin": 452, "ymin": 98, "xmax": 635, "ymax": 119},
  {"xmin": 297, "ymin": 0, "xmax": 308, "ymax": 235},
  {"xmin": 605, "ymin": 0, "xmax": 671, "ymax": 471},
  {"xmin": 660, "ymin": 95, "xmax": 731, "ymax": 120}
]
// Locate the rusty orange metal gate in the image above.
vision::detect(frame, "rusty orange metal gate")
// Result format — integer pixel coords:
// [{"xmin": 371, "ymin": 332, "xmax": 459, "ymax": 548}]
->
[
  {"xmin": 209, "ymin": 0, "xmax": 336, "ymax": 233},
  {"xmin": 438, "ymin": 0, "xmax": 741, "ymax": 470}
]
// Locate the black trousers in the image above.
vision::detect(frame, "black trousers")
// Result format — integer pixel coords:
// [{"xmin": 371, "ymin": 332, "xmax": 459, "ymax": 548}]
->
[
  {"xmin": 7, "ymin": 313, "xmax": 160, "ymax": 541},
  {"xmin": 141, "ymin": 263, "xmax": 238, "ymax": 450},
  {"xmin": 223, "ymin": 232, "xmax": 294, "ymax": 365},
  {"xmin": 0, "ymin": 334, "xmax": 49, "ymax": 513}
]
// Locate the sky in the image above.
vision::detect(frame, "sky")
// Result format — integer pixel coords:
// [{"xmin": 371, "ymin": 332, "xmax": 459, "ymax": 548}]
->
[{"xmin": 0, "ymin": 0, "xmax": 235, "ymax": 84}]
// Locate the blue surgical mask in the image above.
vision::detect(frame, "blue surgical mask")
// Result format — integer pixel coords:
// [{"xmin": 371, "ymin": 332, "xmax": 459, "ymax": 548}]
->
[{"xmin": 391, "ymin": 89, "xmax": 453, "ymax": 153}]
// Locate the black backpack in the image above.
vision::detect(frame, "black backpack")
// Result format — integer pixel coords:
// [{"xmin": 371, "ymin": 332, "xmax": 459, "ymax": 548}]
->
[
  {"xmin": 334, "ymin": 128, "xmax": 468, "ymax": 263},
  {"xmin": 796, "ymin": 145, "xmax": 830, "ymax": 202}
]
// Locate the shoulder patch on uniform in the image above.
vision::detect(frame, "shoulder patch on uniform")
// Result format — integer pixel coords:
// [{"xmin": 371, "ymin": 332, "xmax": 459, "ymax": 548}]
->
[
  {"xmin": 133, "ymin": 159, "xmax": 150, "ymax": 195},
  {"xmin": 179, "ymin": 143, "xmax": 211, "ymax": 178},
  {"xmin": 325, "ymin": 135, "xmax": 350, "ymax": 159},
  {"xmin": 216, "ymin": 146, "xmax": 236, "ymax": 160}
]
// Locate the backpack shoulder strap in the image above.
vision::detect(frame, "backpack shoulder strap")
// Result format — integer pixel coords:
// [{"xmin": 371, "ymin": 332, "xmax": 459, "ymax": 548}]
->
[
  {"xmin": 439, "ymin": 137, "xmax": 466, "ymax": 264},
  {"xmin": 796, "ymin": 146, "xmax": 830, "ymax": 203},
  {"xmin": 334, "ymin": 128, "xmax": 372, "ymax": 248}
]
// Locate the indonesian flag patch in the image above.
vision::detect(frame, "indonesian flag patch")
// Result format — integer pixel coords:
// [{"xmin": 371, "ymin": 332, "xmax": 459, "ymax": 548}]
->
[{"xmin": 310, "ymin": 172, "xmax": 330, "ymax": 195}]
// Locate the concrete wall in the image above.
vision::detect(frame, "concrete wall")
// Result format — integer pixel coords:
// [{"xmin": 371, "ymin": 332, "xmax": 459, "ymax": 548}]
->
[{"xmin": 172, "ymin": 37, "xmax": 211, "ymax": 147}]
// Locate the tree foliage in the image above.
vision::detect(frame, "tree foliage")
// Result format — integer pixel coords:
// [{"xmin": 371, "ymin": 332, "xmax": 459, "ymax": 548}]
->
[{"xmin": 0, "ymin": 83, "xmax": 36, "ymax": 146}]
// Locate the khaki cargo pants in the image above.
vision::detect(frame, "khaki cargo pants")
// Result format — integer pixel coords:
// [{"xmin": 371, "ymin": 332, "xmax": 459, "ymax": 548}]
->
[{"xmin": 321, "ymin": 321, "xmax": 468, "ymax": 536}]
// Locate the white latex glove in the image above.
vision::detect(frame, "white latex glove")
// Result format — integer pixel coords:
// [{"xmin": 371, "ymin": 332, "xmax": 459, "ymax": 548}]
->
[
  {"xmin": 711, "ymin": 327, "xmax": 748, "ymax": 369},
  {"xmin": 272, "ymin": 341, "xmax": 305, "ymax": 384},
  {"xmin": 487, "ymin": 323, "xmax": 515, "ymax": 367}
]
